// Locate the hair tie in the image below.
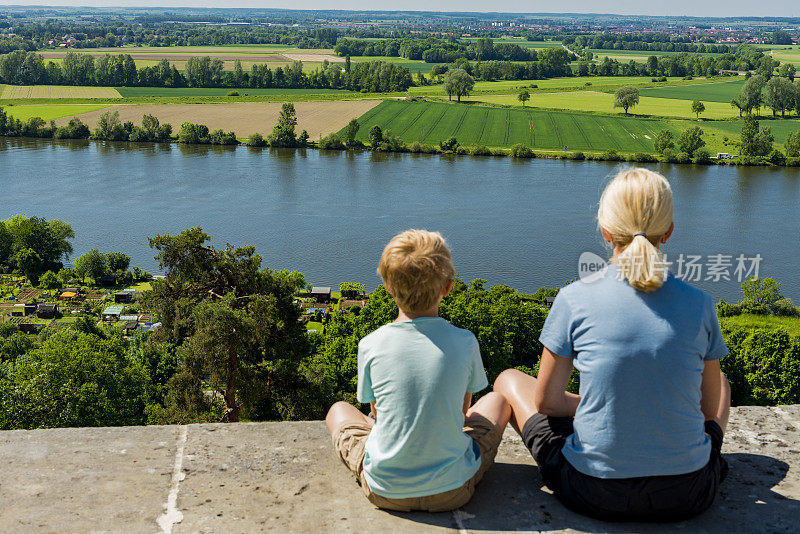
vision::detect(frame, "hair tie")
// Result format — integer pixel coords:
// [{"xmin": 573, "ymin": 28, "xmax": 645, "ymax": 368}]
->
[{"xmin": 632, "ymin": 232, "xmax": 647, "ymax": 239}]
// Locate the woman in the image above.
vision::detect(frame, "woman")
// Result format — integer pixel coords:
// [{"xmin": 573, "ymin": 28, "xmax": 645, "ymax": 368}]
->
[{"xmin": 495, "ymin": 167, "xmax": 730, "ymax": 522}]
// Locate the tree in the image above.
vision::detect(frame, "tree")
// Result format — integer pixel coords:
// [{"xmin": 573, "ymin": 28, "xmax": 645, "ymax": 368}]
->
[
  {"xmin": 12, "ymin": 247, "xmax": 43, "ymax": 285},
  {"xmin": 339, "ymin": 282, "xmax": 365, "ymax": 299},
  {"xmin": 74, "ymin": 248, "xmax": 107, "ymax": 282},
  {"xmin": 613, "ymin": 86, "xmax": 639, "ymax": 114},
  {"xmin": 778, "ymin": 63, "xmax": 796, "ymax": 82},
  {"xmin": 144, "ymin": 228, "xmax": 312, "ymax": 422},
  {"xmin": 517, "ymin": 89, "xmax": 530, "ymax": 107},
  {"xmin": 740, "ymin": 277, "xmax": 782, "ymax": 310},
  {"xmin": 772, "ymin": 31, "xmax": 793, "ymax": 45},
  {"xmin": 677, "ymin": 126, "xmax": 705, "ymax": 156},
  {"xmin": 368, "ymin": 125, "xmax": 383, "ymax": 147},
  {"xmin": 105, "ymin": 252, "xmax": 130, "ymax": 272},
  {"xmin": 1, "ymin": 215, "xmax": 74, "ymax": 272},
  {"xmin": 0, "ymin": 331, "xmax": 153, "ymax": 430},
  {"xmin": 738, "ymin": 75, "xmax": 765, "ymax": 115},
  {"xmin": 691, "ymin": 100, "xmax": 706, "ymax": 120},
  {"xmin": 654, "ymin": 129, "xmax": 675, "ymax": 154},
  {"xmin": 268, "ymin": 103, "xmax": 298, "ymax": 147},
  {"xmin": 342, "ymin": 118, "xmax": 360, "ymax": 147},
  {"xmin": 764, "ymin": 76, "xmax": 795, "ymax": 117},
  {"xmin": 740, "ymin": 116, "xmax": 774, "ymax": 157},
  {"xmin": 730, "ymin": 98, "xmax": 744, "ymax": 118},
  {"xmin": 443, "ymin": 68, "xmax": 475, "ymax": 102},
  {"xmin": 93, "ymin": 110, "xmax": 122, "ymax": 139},
  {"xmin": 38, "ymin": 270, "xmax": 61, "ymax": 289},
  {"xmin": 785, "ymin": 131, "xmax": 800, "ymax": 158}
]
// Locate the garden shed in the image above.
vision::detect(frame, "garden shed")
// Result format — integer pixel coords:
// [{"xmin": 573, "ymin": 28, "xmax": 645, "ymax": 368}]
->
[
  {"xmin": 310, "ymin": 286, "xmax": 332, "ymax": 303},
  {"xmin": 36, "ymin": 303, "xmax": 58, "ymax": 319},
  {"xmin": 102, "ymin": 304, "xmax": 125, "ymax": 322}
]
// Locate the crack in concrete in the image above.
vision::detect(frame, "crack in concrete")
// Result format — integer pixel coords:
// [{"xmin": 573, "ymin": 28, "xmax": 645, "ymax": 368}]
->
[{"xmin": 157, "ymin": 425, "xmax": 188, "ymax": 534}]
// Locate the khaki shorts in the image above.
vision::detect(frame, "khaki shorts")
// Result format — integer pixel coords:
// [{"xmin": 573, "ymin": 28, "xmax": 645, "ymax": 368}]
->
[{"xmin": 331, "ymin": 414, "xmax": 503, "ymax": 512}]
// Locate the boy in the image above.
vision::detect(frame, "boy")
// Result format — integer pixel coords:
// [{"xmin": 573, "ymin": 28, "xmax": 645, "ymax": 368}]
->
[{"xmin": 325, "ymin": 229, "xmax": 511, "ymax": 512}]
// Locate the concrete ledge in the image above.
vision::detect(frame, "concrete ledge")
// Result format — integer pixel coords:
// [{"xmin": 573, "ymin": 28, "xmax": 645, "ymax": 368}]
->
[{"xmin": 1, "ymin": 405, "xmax": 799, "ymax": 533}]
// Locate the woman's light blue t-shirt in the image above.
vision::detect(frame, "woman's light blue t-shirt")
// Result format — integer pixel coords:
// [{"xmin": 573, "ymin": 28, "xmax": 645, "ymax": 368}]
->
[
  {"xmin": 539, "ymin": 265, "xmax": 728, "ymax": 479},
  {"xmin": 357, "ymin": 317, "xmax": 488, "ymax": 498}
]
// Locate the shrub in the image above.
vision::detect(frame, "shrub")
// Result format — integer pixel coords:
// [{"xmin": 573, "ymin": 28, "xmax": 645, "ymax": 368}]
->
[
  {"xmin": 600, "ymin": 148, "xmax": 621, "ymax": 161},
  {"xmin": 318, "ymin": 133, "xmax": 345, "ymax": 150},
  {"xmin": 569, "ymin": 151, "xmax": 585, "ymax": 160},
  {"xmin": 632, "ymin": 152, "xmax": 657, "ymax": 163},
  {"xmin": 716, "ymin": 299, "xmax": 743, "ymax": 317},
  {"xmin": 490, "ymin": 148, "xmax": 506, "ymax": 157},
  {"xmin": 660, "ymin": 148, "xmax": 677, "ymax": 163},
  {"xmin": 409, "ymin": 141, "xmax": 422, "ymax": 153},
  {"xmin": 719, "ymin": 326, "xmax": 800, "ymax": 406},
  {"xmin": 209, "ymin": 129, "xmax": 238, "ymax": 145},
  {"xmin": 378, "ymin": 134, "xmax": 405, "ymax": 152},
  {"xmin": 455, "ymin": 145, "xmax": 470, "ymax": 155},
  {"xmin": 469, "ymin": 145, "xmax": 492, "ymax": 156},
  {"xmin": 768, "ymin": 149, "xmax": 786, "ymax": 166},
  {"xmin": 227, "ymin": 91, "xmax": 239, "ymax": 97},
  {"xmin": 510, "ymin": 144, "xmax": 534, "ymax": 158},
  {"xmin": 246, "ymin": 133, "xmax": 266, "ymax": 147},
  {"xmin": 772, "ymin": 298, "xmax": 800, "ymax": 317},
  {"xmin": 693, "ymin": 148, "xmax": 712, "ymax": 164},
  {"xmin": 368, "ymin": 125, "xmax": 383, "ymax": 147},
  {"xmin": 584, "ymin": 82, "xmax": 592, "ymax": 86},
  {"xmin": 676, "ymin": 151, "xmax": 691, "ymax": 164},
  {"xmin": 529, "ymin": 84, "xmax": 538, "ymax": 88},
  {"xmin": 440, "ymin": 136, "xmax": 459, "ymax": 152}
]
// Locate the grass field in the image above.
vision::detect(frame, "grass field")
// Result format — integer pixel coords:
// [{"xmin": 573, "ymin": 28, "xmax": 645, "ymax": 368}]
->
[
  {"xmin": 638, "ymin": 79, "xmax": 745, "ymax": 103},
  {"xmin": 588, "ymin": 49, "xmax": 725, "ymax": 63},
  {"xmin": 769, "ymin": 46, "xmax": 800, "ymax": 66},
  {"xmin": 114, "ymin": 87, "xmax": 356, "ymax": 98},
  {"xmin": 0, "ymin": 85, "xmax": 121, "ymax": 99},
  {"xmin": 696, "ymin": 118, "xmax": 800, "ymax": 145},
  {"xmin": 353, "ymin": 100, "xmax": 675, "ymax": 152},
  {"xmin": 470, "ymin": 91, "xmax": 738, "ymax": 119},
  {"xmin": 4, "ymin": 104, "xmax": 109, "ymax": 121}
]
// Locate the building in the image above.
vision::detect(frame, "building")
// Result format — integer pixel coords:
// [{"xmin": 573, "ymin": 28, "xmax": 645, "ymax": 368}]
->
[
  {"xmin": 102, "ymin": 304, "xmax": 125, "ymax": 322},
  {"xmin": 11, "ymin": 303, "xmax": 37, "ymax": 317},
  {"xmin": 99, "ymin": 274, "xmax": 117, "ymax": 287},
  {"xmin": 114, "ymin": 292, "xmax": 134, "ymax": 303},
  {"xmin": 36, "ymin": 303, "xmax": 58, "ymax": 319},
  {"xmin": 310, "ymin": 286, "xmax": 332, "ymax": 303}
]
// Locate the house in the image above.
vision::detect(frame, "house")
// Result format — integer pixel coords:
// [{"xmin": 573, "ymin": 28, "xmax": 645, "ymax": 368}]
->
[
  {"xmin": 102, "ymin": 304, "xmax": 125, "ymax": 322},
  {"xmin": 11, "ymin": 303, "xmax": 37, "ymax": 317},
  {"xmin": 18, "ymin": 323, "xmax": 42, "ymax": 335},
  {"xmin": 310, "ymin": 286, "xmax": 332, "ymax": 303},
  {"xmin": 114, "ymin": 292, "xmax": 133, "ymax": 303},
  {"xmin": 36, "ymin": 303, "xmax": 58, "ymax": 319}
]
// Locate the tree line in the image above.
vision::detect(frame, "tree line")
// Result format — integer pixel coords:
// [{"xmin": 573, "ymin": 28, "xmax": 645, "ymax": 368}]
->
[
  {"xmin": 0, "ymin": 50, "xmax": 412, "ymax": 92},
  {"xmin": 0, "ymin": 224, "xmax": 798, "ymax": 430},
  {"xmin": 335, "ymin": 37, "xmax": 539, "ymax": 63}
]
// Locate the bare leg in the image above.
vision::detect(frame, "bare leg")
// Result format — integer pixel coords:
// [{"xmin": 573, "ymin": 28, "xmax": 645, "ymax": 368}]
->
[
  {"xmin": 325, "ymin": 401, "xmax": 373, "ymax": 436},
  {"xmin": 493, "ymin": 369, "xmax": 541, "ymax": 434},
  {"xmin": 465, "ymin": 391, "xmax": 512, "ymax": 432},
  {"xmin": 715, "ymin": 372, "xmax": 731, "ymax": 434}
]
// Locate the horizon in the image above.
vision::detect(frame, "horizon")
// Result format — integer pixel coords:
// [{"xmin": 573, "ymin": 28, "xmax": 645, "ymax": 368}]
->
[{"xmin": 0, "ymin": 2, "xmax": 799, "ymax": 20}]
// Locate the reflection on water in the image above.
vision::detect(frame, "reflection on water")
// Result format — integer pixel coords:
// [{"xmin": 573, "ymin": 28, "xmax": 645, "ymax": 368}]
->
[{"xmin": 1, "ymin": 137, "xmax": 799, "ymax": 301}]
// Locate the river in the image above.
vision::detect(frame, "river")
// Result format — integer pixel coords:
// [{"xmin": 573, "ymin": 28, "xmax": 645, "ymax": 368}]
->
[{"xmin": 2, "ymin": 137, "xmax": 799, "ymax": 302}]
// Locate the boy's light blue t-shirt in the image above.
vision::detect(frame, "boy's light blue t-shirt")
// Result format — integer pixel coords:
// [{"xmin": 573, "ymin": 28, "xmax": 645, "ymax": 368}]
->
[
  {"xmin": 357, "ymin": 317, "xmax": 488, "ymax": 498},
  {"xmin": 540, "ymin": 265, "xmax": 728, "ymax": 479}
]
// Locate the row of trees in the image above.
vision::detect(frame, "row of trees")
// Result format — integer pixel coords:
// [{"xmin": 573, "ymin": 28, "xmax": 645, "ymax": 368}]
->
[
  {"xmin": 0, "ymin": 50, "xmax": 413, "ymax": 92},
  {"xmin": 730, "ymin": 74, "xmax": 800, "ymax": 117},
  {"xmin": 334, "ymin": 37, "xmax": 538, "ymax": 63}
]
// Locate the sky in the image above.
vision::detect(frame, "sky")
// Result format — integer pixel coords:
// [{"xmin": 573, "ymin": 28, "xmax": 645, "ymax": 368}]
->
[{"xmin": 0, "ymin": 1, "xmax": 798, "ymax": 19}]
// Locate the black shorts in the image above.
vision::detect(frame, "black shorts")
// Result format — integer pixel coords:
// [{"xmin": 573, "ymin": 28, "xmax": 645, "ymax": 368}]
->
[{"xmin": 521, "ymin": 414, "xmax": 729, "ymax": 522}]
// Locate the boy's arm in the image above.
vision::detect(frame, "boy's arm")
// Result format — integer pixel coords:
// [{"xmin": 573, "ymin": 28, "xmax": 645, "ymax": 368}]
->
[
  {"xmin": 462, "ymin": 392, "xmax": 472, "ymax": 415},
  {"xmin": 370, "ymin": 401, "xmax": 377, "ymax": 420}
]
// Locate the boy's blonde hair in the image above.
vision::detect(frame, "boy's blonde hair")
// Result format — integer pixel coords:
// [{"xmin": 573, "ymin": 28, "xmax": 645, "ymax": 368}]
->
[
  {"xmin": 598, "ymin": 167, "xmax": 674, "ymax": 293},
  {"xmin": 378, "ymin": 229, "xmax": 455, "ymax": 314}
]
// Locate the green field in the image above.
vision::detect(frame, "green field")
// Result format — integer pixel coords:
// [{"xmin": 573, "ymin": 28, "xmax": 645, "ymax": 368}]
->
[
  {"xmin": 638, "ymin": 79, "xmax": 745, "ymax": 103},
  {"xmin": 770, "ymin": 47, "xmax": 800, "ymax": 66},
  {"xmin": 720, "ymin": 314, "xmax": 800, "ymax": 336},
  {"xmin": 472, "ymin": 91, "xmax": 737, "ymax": 119},
  {"xmin": 353, "ymin": 100, "xmax": 675, "ymax": 152},
  {"xmin": 697, "ymin": 118, "xmax": 800, "ymax": 145},
  {"xmin": 3, "ymin": 104, "xmax": 109, "ymax": 121},
  {"xmin": 114, "ymin": 87, "xmax": 356, "ymax": 97},
  {"xmin": 588, "ymin": 49, "xmax": 725, "ymax": 62}
]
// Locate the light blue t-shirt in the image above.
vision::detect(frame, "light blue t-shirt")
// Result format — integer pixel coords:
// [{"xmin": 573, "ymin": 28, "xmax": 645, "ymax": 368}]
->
[
  {"xmin": 357, "ymin": 317, "xmax": 488, "ymax": 498},
  {"xmin": 539, "ymin": 265, "xmax": 728, "ymax": 479}
]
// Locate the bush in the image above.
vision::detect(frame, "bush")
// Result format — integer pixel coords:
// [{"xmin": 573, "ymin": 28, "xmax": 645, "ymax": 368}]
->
[
  {"xmin": 768, "ymin": 149, "xmax": 786, "ymax": 166},
  {"xmin": 469, "ymin": 145, "xmax": 492, "ymax": 156},
  {"xmin": 600, "ymin": 148, "xmax": 621, "ymax": 161},
  {"xmin": 227, "ymin": 91, "xmax": 240, "ymax": 97},
  {"xmin": 716, "ymin": 299, "xmax": 743, "ymax": 317},
  {"xmin": 455, "ymin": 145, "xmax": 470, "ymax": 155},
  {"xmin": 676, "ymin": 151, "xmax": 691, "ymax": 164},
  {"xmin": 569, "ymin": 151, "xmax": 585, "ymax": 160},
  {"xmin": 440, "ymin": 136, "xmax": 459, "ymax": 152},
  {"xmin": 378, "ymin": 134, "xmax": 405, "ymax": 152},
  {"xmin": 719, "ymin": 326, "xmax": 800, "ymax": 406},
  {"xmin": 660, "ymin": 148, "xmax": 677, "ymax": 163},
  {"xmin": 318, "ymin": 133, "xmax": 345, "ymax": 150},
  {"xmin": 510, "ymin": 144, "xmax": 534, "ymax": 158},
  {"xmin": 631, "ymin": 152, "xmax": 657, "ymax": 163},
  {"xmin": 771, "ymin": 298, "xmax": 799, "ymax": 317},
  {"xmin": 409, "ymin": 141, "xmax": 423, "ymax": 153},
  {"xmin": 490, "ymin": 148, "xmax": 506, "ymax": 157},
  {"xmin": 693, "ymin": 148, "xmax": 712, "ymax": 164},
  {"xmin": 209, "ymin": 129, "xmax": 238, "ymax": 145},
  {"xmin": 246, "ymin": 133, "xmax": 266, "ymax": 147}
]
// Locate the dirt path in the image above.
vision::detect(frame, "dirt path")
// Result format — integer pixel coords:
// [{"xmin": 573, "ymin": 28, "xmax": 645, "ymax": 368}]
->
[{"xmin": 57, "ymin": 100, "xmax": 382, "ymax": 139}]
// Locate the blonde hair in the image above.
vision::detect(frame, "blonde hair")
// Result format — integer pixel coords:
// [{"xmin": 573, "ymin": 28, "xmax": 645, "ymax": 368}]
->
[
  {"xmin": 378, "ymin": 229, "xmax": 455, "ymax": 314},
  {"xmin": 597, "ymin": 168, "xmax": 674, "ymax": 293}
]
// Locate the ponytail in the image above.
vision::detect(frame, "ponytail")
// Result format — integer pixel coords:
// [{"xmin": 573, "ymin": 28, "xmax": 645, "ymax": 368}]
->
[{"xmin": 597, "ymin": 168, "xmax": 673, "ymax": 293}]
